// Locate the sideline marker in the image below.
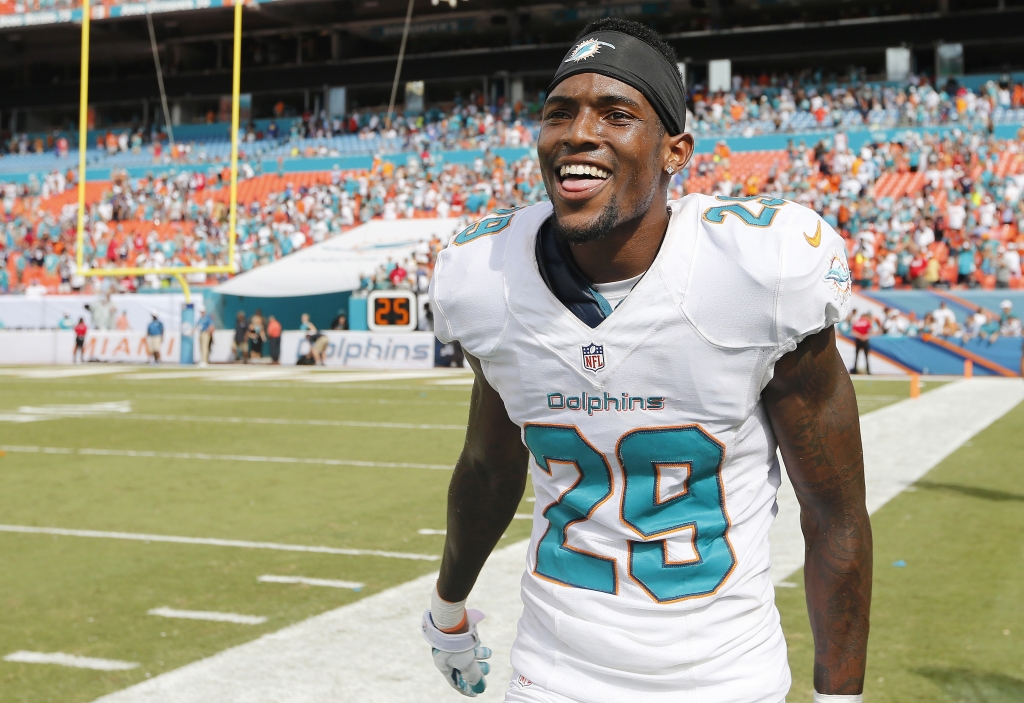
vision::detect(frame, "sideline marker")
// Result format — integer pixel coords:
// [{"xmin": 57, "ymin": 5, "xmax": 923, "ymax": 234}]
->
[
  {"xmin": 963, "ymin": 359, "xmax": 973, "ymax": 378},
  {"xmin": 909, "ymin": 374, "xmax": 920, "ymax": 399}
]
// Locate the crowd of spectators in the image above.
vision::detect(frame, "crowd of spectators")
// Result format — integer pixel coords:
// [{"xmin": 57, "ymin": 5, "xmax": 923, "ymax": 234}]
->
[
  {"xmin": 684, "ymin": 127, "xmax": 1024, "ymax": 291},
  {"xmin": 0, "ymin": 148, "xmax": 548, "ymax": 293},
  {"xmin": 1, "ymin": 95, "xmax": 539, "ymax": 168},
  {"xmin": 839, "ymin": 299, "xmax": 1022, "ymax": 343},
  {"xmin": 1, "ymin": 78, "xmax": 1023, "ymax": 296},
  {"xmin": 687, "ymin": 73, "xmax": 1024, "ymax": 137},
  {"xmin": 4, "ymin": 74, "xmax": 1024, "ymax": 165}
]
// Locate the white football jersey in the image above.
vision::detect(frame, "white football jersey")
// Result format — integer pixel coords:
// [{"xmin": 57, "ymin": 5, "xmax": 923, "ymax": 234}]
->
[{"xmin": 430, "ymin": 194, "xmax": 853, "ymax": 703}]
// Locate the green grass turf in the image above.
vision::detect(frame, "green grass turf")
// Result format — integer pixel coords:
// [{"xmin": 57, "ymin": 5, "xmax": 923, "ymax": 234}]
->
[
  {"xmin": 0, "ymin": 369, "xmax": 963, "ymax": 702},
  {"xmin": 778, "ymin": 396, "xmax": 1024, "ymax": 703}
]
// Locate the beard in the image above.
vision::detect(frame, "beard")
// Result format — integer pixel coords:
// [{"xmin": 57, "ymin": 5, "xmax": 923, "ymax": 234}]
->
[{"xmin": 552, "ymin": 197, "xmax": 622, "ymax": 245}]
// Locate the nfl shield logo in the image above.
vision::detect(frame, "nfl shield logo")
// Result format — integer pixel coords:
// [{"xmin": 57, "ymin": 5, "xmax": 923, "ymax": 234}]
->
[{"xmin": 581, "ymin": 343, "xmax": 605, "ymax": 373}]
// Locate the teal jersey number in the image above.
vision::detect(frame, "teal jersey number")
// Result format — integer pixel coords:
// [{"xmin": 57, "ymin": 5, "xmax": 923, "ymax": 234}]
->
[
  {"xmin": 618, "ymin": 426, "xmax": 735, "ymax": 602},
  {"xmin": 452, "ymin": 212, "xmax": 518, "ymax": 246},
  {"xmin": 523, "ymin": 424, "xmax": 617, "ymax": 594},
  {"xmin": 523, "ymin": 423, "xmax": 735, "ymax": 602},
  {"xmin": 702, "ymin": 195, "xmax": 787, "ymax": 228}
]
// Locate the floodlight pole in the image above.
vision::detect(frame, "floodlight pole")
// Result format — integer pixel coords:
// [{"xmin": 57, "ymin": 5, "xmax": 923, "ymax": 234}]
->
[
  {"xmin": 385, "ymin": 0, "xmax": 415, "ymax": 130},
  {"xmin": 75, "ymin": 0, "xmax": 91, "ymax": 273},
  {"xmin": 147, "ymin": 12, "xmax": 175, "ymax": 146}
]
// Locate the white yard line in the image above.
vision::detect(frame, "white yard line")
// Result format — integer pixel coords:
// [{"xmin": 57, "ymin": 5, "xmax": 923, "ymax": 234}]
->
[
  {"xmin": 12, "ymin": 412, "xmax": 464, "ymax": 430},
  {"xmin": 17, "ymin": 401, "xmax": 132, "ymax": 416},
  {"xmin": 0, "ymin": 444, "xmax": 451, "ymax": 471},
  {"xmin": 89, "ymin": 378, "xmax": 1024, "ymax": 703},
  {"xmin": 148, "ymin": 608, "xmax": 267, "ymax": 625},
  {"xmin": 258, "ymin": 575, "xmax": 364, "ymax": 590},
  {"xmin": 0, "ymin": 367, "xmax": 129, "ymax": 379},
  {"xmin": 0, "ymin": 525, "xmax": 439, "ymax": 561},
  {"xmin": 4, "ymin": 651, "xmax": 139, "ymax": 671},
  {"xmin": 55, "ymin": 391, "xmax": 470, "ymax": 407},
  {"xmin": 297, "ymin": 371, "xmax": 471, "ymax": 384},
  {"xmin": 417, "ymin": 529, "xmax": 446, "ymax": 536},
  {"xmin": 113, "ymin": 369, "xmax": 470, "ymax": 384}
]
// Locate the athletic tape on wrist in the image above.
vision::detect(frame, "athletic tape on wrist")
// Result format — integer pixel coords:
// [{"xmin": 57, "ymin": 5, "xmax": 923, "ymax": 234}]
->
[
  {"xmin": 431, "ymin": 584, "xmax": 468, "ymax": 632},
  {"xmin": 422, "ymin": 610, "xmax": 480, "ymax": 652},
  {"xmin": 814, "ymin": 693, "xmax": 863, "ymax": 703}
]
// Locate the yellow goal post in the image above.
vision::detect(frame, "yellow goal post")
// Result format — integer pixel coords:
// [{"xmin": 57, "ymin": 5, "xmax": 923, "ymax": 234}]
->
[{"xmin": 74, "ymin": 0, "xmax": 244, "ymax": 302}]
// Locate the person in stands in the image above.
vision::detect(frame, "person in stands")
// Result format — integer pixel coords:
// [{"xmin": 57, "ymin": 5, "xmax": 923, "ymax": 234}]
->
[
  {"xmin": 73, "ymin": 317, "xmax": 87, "ymax": 364},
  {"xmin": 146, "ymin": 314, "xmax": 164, "ymax": 364},
  {"xmin": 266, "ymin": 315, "xmax": 282, "ymax": 364},
  {"xmin": 850, "ymin": 311, "xmax": 873, "ymax": 374}
]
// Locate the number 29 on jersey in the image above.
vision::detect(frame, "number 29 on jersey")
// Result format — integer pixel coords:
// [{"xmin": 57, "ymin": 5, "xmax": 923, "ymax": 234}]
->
[{"xmin": 523, "ymin": 424, "xmax": 736, "ymax": 604}]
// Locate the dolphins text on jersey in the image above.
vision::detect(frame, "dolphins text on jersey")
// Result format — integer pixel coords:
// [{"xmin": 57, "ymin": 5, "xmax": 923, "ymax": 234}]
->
[{"xmin": 430, "ymin": 194, "xmax": 851, "ymax": 703}]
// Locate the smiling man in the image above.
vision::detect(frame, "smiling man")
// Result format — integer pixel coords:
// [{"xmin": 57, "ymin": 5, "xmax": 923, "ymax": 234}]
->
[{"xmin": 422, "ymin": 18, "xmax": 870, "ymax": 703}]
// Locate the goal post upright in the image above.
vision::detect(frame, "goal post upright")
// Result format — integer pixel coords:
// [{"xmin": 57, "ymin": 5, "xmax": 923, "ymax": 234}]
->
[
  {"xmin": 75, "ymin": 0, "xmax": 91, "ymax": 273},
  {"xmin": 72, "ymin": 1, "xmax": 241, "ymax": 283},
  {"xmin": 68, "ymin": 0, "xmax": 245, "ymax": 363},
  {"xmin": 228, "ymin": 0, "xmax": 243, "ymax": 269}
]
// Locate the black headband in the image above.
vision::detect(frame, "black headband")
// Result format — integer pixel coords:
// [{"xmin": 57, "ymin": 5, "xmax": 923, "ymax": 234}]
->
[{"xmin": 548, "ymin": 30, "xmax": 687, "ymax": 136}]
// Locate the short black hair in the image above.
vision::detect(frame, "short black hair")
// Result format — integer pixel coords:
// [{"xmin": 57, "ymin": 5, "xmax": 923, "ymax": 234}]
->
[{"xmin": 575, "ymin": 18, "xmax": 685, "ymax": 97}]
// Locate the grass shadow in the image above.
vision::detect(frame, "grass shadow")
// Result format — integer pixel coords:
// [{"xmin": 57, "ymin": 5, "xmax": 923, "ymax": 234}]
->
[
  {"xmin": 917, "ymin": 668, "xmax": 1024, "ymax": 702},
  {"xmin": 916, "ymin": 481, "xmax": 1024, "ymax": 503}
]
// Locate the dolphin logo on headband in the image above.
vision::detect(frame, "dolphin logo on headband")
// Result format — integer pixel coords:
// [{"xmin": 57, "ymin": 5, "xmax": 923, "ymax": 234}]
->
[{"xmin": 564, "ymin": 38, "xmax": 616, "ymax": 63}]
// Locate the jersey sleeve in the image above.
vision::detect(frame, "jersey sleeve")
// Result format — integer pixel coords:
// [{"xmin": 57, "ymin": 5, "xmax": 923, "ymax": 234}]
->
[
  {"xmin": 429, "ymin": 210, "xmax": 522, "ymax": 359},
  {"xmin": 774, "ymin": 210, "xmax": 852, "ymax": 357}
]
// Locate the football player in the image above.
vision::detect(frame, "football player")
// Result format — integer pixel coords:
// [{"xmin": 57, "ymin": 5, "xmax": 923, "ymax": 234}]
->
[{"xmin": 422, "ymin": 18, "xmax": 870, "ymax": 703}]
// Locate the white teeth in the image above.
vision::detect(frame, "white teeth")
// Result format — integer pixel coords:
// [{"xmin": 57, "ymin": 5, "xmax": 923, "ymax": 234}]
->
[{"xmin": 559, "ymin": 165, "xmax": 610, "ymax": 179}]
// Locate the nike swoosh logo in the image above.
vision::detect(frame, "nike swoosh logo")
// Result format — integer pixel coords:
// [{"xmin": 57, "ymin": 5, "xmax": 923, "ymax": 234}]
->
[{"xmin": 804, "ymin": 222, "xmax": 822, "ymax": 248}]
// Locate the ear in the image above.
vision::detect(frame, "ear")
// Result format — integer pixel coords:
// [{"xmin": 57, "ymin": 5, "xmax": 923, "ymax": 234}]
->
[{"xmin": 663, "ymin": 133, "xmax": 694, "ymax": 176}]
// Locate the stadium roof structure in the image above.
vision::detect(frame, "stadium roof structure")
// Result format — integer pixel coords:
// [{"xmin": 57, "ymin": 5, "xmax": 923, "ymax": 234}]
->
[{"xmin": 3, "ymin": 0, "xmax": 1024, "ymax": 118}]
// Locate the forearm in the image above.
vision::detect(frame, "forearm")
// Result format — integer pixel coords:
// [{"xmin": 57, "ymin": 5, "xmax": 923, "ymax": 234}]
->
[
  {"xmin": 791, "ymin": 363, "xmax": 872, "ymax": 693},
  {"xmin": 765, "ymin": 327, "xmax": 873, "ymax": 695},
  {"xmin": 801, "ymin": 500, "xmax": 873, "ymax": 694},
  {"xmin": 436, "ymin": 356, "xmax": 529, "ymax": 603},
  {"xmin": 437, "ymin": 452, "xmax": 526, "ymax": 602}
]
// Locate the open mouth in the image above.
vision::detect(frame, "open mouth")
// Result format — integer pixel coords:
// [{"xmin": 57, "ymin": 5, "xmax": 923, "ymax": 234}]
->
[{"xmin": 557, "ymin": 163, "xmax": 611, "ymax": 194}]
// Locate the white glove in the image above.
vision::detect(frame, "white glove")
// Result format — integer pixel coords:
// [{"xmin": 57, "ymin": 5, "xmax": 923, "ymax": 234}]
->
[{"xmin": 421, "ymin": 608, "xmax": 491, "ymax": 697}]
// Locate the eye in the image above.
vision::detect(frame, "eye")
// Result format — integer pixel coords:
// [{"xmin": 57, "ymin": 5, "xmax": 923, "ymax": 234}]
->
[
  {"xmin": 607, "ymin": 110, "xmax": 634, "ymax": 122},
  {"xmin": 545, "ymin": 109, "xmax": 571, "ymax": 121}
]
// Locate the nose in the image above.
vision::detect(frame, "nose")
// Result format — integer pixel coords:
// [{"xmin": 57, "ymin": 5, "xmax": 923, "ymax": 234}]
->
[{"xmin": 562, "ymin": 107, "xmax": 601, "ymax": 149}]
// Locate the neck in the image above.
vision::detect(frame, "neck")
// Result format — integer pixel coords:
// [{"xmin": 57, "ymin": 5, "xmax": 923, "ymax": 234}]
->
[{"xmin": 568, "ymin": 197, "xmax": 670, "ymax": 284}]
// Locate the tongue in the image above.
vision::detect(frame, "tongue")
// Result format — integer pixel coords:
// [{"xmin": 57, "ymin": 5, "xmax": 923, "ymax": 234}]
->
[{"xmin": 561, "ymin": 175, "xmax": 605, "ymax": 193}]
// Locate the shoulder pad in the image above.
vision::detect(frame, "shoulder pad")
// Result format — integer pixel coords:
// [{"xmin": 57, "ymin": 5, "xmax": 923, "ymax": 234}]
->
[{"xmin": 430, "ymin": 202, "xmax": 552, "ymax": 358}]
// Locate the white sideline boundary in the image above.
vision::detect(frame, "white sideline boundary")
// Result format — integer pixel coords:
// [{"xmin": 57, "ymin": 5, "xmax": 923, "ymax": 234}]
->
[
  {"xmin": 0, "ymin": 445, "xmax": 451, "ymax": 471},
  {"xmin": 0, "ymin": 525, "xmax": 439, "ymax": 561},
  {"xmin": 89, "ymin": 378, "xmax": 1024, "ymax": 703},
  {"xmin": 5, "ymin": 651, "xmax": 140, "ymax": 671},
  {"xmin": 768, "ymin": 377, "xmax": 1024, "ymax": 582}
]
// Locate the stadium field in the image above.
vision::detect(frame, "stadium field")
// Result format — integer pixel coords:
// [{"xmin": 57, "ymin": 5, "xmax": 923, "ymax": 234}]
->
[{"xmin": 0, "ymin": 368, "xmax": 1018, "ymax": 703}]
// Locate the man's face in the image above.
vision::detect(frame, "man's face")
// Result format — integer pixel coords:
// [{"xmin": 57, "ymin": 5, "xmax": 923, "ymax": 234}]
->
[{"xmin": 537, "ymin": 73, "xmax": 672, "ymax": 244}]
